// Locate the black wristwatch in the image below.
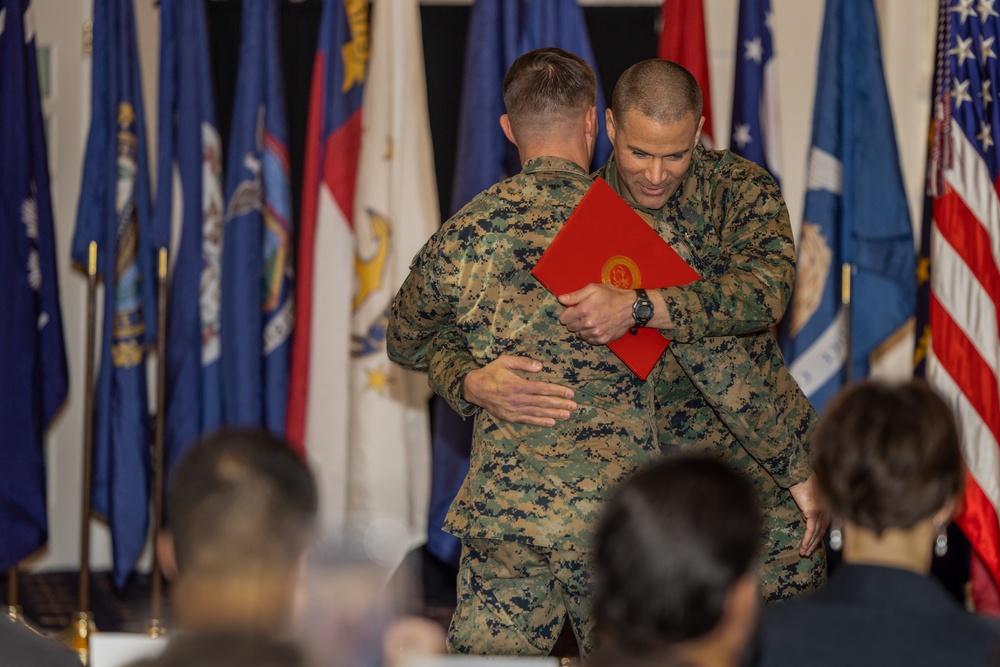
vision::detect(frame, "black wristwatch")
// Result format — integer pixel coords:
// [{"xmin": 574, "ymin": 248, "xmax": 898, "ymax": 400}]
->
[{"xmin": 630, "ymin": 288, "xmax": 653, "ymax": 334}]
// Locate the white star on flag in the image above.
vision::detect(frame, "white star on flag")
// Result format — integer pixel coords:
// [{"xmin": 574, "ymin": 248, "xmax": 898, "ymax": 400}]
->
[
  {"xmin": 953, "ymin": 0, "xmax": 976, "ymax": 23},
  {"xmin": 978, "ymin": 0, "xmax": 999, "ymax": 23},
  {"xmin": 982, "ymin": 78, "xmax": 993, "ymax": 108},
  {"xmin": 981, "ymin": 35, "xmax": 997, "ymax": 64},
  {"xmin": 951, "ymin": 35, "xmax": 975, "ymax": 66},
  {"xmin": 733, "ymin": 123, "xmax": 752, "ymax": 149},
  {"xmin": 977, "ymin": 119, "xmax": 994, "ymax": 150},
  {"xmin": 953, "ymin": 77, "xmax": 973, "ymax": 109},
  {"xmin": 744, "ymin": 36, "xmax": 764, "ymax": 63}
]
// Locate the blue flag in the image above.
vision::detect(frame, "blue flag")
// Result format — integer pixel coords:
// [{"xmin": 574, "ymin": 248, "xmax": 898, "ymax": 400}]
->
[
  {"xmin": 449, "ymin": 0, "xmax": 610, "ymax": 213},
  {"xmin": 220, "ymin": 0, "xmax": 294, "ymax": 434},
  {"xmin": 780, "ymin": 0, "xmax": 916, "ymax": 412},
  {"xmin": 71, "ymin": 0, "xmax": 154, "ymax": 587},
  {"xmin": 428, "ymin": 0, "xmax": 612, "ymax": 568},
  {"xmin": 0, "ymin": 0, "xmax": 69, "ymax": 572},
  {"xmin": 729, "ymin": 0, "xmax": 781, "ymax": 185},
  {"xmin": 154, "ymin": 0, "xmax": 225, "ymax": 473}
]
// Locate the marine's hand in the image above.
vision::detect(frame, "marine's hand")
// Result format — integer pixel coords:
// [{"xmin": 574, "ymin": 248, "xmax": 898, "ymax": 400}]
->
[
  {"xmin": 789, "ymin": 474, "xmax": 829, "ymax": 557},
  {"xmin": 461, "ymin": 355, "xmax": 577, "ymax": 426},
  {"xmin": 557, "ymin": 283, "xmax": 635, "ymax": 345}
]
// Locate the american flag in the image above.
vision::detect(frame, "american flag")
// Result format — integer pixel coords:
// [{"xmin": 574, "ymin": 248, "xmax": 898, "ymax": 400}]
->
[
  {"xmin": 926, "ymin": 0, "xmax": 1000, "ymax": 605},
  {"xmin": 729, "ymin": 0, "xmax": 781, "ymax": 186}
]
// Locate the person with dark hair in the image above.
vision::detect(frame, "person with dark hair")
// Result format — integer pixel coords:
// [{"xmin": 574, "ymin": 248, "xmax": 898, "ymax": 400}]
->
[
  {"xmin": 427, "ymin": 58, "xmax": 826, "ymax": 605},
  {"xmin": 757, "ymin": 380, "xmax": 1000, "ymax": 667},
  {"xmin": 126, "ymin": 427, "xmax": 318, "ymax": 667},
  {"xmin": 387, "ymin": 48, "xmax": 659, "ymax": 656},
  {"xmin": 591, "ymin": 455, "xmax": 762, "ymax": 667}
]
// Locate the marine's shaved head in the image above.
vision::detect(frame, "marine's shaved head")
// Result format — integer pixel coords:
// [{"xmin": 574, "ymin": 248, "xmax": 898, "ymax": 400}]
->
[{"xmin": 611, "ymin": 59, "xmax": 703, "ymax": 127}]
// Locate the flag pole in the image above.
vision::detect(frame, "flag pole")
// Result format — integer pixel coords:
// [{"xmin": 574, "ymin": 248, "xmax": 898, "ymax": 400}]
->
[
  {"xmin": 6, "ymin": 567, "xmax": 25, "ymax": 623},
  {"xmin": 841, "ymin": 262, "xmax": 853, "ymax": 384},
  {"xmin": 148, "ymin": 247, "xmax": 168, "ymax": 638},
  {"xmin": 64, "ymin": 241, "xmax": 99, "ymax": 663}
]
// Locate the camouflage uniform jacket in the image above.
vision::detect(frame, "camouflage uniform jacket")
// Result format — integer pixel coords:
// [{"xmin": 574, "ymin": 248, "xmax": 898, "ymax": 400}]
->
[
  {"xmin": 387, "ymin": 156, "xmax": 658, "ymax": 552},
  {"xmin": 596, "ymin": 146, "xmax": 816, "ymax": 492}
]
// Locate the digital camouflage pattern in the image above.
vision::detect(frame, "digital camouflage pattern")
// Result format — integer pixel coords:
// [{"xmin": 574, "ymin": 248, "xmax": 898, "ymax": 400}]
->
[
  {"xmin": 448, "ymin": 539, "xmax": 595, "ymax": 656},
  {"xmin": 599, "ymin": 146, "xmax": 825, "ymax": 600},
  {"xmin": 387, "ymin": 155, "xmax": 659, "ymax": 551}
]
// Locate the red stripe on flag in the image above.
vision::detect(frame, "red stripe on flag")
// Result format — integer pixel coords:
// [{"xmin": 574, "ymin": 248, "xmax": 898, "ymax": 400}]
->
[
  {"xmin": 658, "ymin": 0, "xmax": 714, "ymax": 144},
  {"xmin": 929, "ymin": 294, "xmax": 1000, "ymax": 445},
  {"xmin": 286, "ymin": 52, "xmax": 326, "ymax": 454},
  {"xmin": 324, "ymin": 110, "xmax": 363, "ymax": 231},
  {"xmin": 957, "ymin": 473, "xmax": 1000, "ymax": 612},
  {"xmin": 934, "ymin": 190, "xmax": 1000, "ymax": 309}
]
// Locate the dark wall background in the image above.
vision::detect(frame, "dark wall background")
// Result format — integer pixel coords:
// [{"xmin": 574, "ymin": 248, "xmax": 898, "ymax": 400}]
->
[{"xmin": 204, "ymin": 1, "xmax": 658, "ymax": 227}]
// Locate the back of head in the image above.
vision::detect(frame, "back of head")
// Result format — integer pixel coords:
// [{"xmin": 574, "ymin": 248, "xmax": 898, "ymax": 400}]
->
[
  {"xmin": 502, "ymin": 47, "xmax": 596, "ymax": 137},
  {"xmin": 594, "ymin": 455, "xmax": 761, "ymax": 652},
  {"xmin": 168, "ymin": 428, "xmax": 318, "ymax": 580},
  {"xmin": 812, "ymin": 379, "xmax": 964, "ymax": 534},
  {"xmin": 611, "ymin": 59, "xmax": 702, "ymax": 126}
]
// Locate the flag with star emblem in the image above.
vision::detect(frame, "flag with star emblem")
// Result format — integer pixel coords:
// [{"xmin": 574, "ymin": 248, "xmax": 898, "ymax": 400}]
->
[
  {"xmin": 0, "ymin": 0, "xmax": 69, "ymax": 573},
  {"xmin": 72, "ymin": 0, "xmax": 155, "ymax": 587},
  {"xmin": 924, "ymin": 0, "xmax": 1000, "ymax": 609},
  {"xmin": 220, "ymin": 0, "xmax": 293, "ymax": 435},
  {"xmin": 348, "ymin": 0, "xmax": 437, "ymax": 553},
  {"xmin": 153, "ymin": 0, "xmax": 225, "ymax": 474},
  {"xmin": 780, "ymin": 0, "xmax": 916, "ymax": 412},
  {"xmin": 286, "ymin": 0, "xmax": 367, "ymax": 533},
  {"xmin": 658, "ymin": 0, "xmax": 715, "ymax": 147},
  {"xmin": 729, "ymin": 0, "xmax": 781, "ymax": 185}
]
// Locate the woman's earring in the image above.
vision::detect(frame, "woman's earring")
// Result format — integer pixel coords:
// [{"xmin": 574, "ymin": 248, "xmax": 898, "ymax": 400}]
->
[
  {"xmin": 935, "ymin": 524, "xmax": 949, "ymax": 558},
  {"xmin": 829, "ymin": 523, "xmax": 843, "ymax": 551}
]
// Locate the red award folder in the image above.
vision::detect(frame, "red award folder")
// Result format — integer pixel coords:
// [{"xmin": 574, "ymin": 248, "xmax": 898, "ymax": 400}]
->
[{"xmin": 531, "ymin": 177, "xmax": 700, "ymax": 380}]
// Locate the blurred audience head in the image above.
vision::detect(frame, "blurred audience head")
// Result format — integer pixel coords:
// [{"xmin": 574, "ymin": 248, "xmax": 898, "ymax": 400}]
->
[
  {"xmin": 812, "ymin": 379, "xmax": 964, "ymax": 536},
  {"xmin": 592, "ymin": 455, "xmax": 762, "ymax": 667},
  {"xmin": 162, "ymin": 427, "xmax": 318, "ymax": 633}
]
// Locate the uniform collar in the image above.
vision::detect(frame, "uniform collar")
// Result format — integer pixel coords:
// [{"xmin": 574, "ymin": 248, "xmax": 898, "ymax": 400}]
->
[{"xmin": 521, "ymin": 155, "xmax": 590, "ymax": 177}]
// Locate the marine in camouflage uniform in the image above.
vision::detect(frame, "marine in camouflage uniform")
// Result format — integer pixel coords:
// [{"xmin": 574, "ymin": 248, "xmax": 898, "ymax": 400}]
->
[
  {"xmin": 598, "ymin": 149, "xmax": 826, "ymax": 602},
  {"xmin": 388, "ymin": 156, "xmax": 658, "ymax": 655},
  {"xmin": 387, "ymin": 48, "xmax": 659, "ymax": 657}
]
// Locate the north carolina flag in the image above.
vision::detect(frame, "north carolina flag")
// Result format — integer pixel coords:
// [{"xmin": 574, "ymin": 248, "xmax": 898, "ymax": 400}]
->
[
  {"xmin": 0, "ymin": 0, "xmax": 69, "ymax": 572},
  {"xmin": 347, "ymin": 0, "xmax": 438, "ymax": 552},
  {"xmin": 71, "ymin": 0, "xmax": 155, "ymax": 587},
  {"xmin": 220, "ymin": 0, "xmax": 293, "ymax": 435},
  {"xmin": 153, "ymin": 0, "xmax": 225, "ymax": 473},
  {"xmin": 780, "ymin": 0, "xmax": 916, "ymax": 412},
  {"xmin": 287, "ymin": 0, "xmax": 366, "ymax": 528},
  {"xmin": 729, "ymin": 0, "xmax": 781, "ymax": 185},
  {"xmin": 924, "ymin": 0, "xmax": 1000, "ymax": 612},
  {"xmin": 658, "ymin": 0, "xmax": 715, "ymax": 147}
]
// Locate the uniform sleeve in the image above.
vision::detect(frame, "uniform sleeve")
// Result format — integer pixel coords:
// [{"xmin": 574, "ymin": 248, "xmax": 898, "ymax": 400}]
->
[
  {"xmin": 387, "ymin": 232, "xmax": 481, "ymax": 417},
  {"xmin": 658, "ymin": 169, "xmax": 795, "ymax": 343},
  {"xmin": 386, "ymin": 237, "xmax": 451, "ymax": 371},
  {"xmin": 426, "ymin": 327, "xmax": 480, "ymax": 417}
]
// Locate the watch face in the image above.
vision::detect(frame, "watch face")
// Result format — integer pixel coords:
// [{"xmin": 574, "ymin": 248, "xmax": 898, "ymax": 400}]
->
[{"xmin": 636, "ymin": 303, "xmax": 653, "ymax": 320}]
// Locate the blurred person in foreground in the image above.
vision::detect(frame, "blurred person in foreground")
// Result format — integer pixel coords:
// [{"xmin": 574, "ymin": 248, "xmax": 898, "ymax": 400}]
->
[
  {"xmin": 127, "ymin": 428, "xmax": 318, "ymax": 667},
  {"xmin": 757, "ymin": 380, "xmax": 1000, "ymax": 667},
  {"xmin": 590, "ymin": 455, "xmax": 762, "ymax": 667}
]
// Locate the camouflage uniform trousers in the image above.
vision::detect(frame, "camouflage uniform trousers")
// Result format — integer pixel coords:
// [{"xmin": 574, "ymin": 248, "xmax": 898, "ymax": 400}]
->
[
  {"xmin": 657, "ymin": 369, "xmax": 826, "ymax": 603},
  {"xmin": 448, "ymin": 538, "xmax": 595, "ymax": 657}
]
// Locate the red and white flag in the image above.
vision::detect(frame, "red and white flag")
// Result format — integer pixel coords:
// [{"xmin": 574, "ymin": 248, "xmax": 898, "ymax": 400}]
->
[
  {"xmin": 926, "ymin": 0, "xmax": 1000, "ymax": 614},
  {"xmin": 658, "ymin": 0, "xmax": 715, "ymax": 147}
]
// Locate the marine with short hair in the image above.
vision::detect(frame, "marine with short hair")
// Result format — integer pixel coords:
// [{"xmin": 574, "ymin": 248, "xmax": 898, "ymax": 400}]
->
[{"xmin": 387, "ymin": 48, "xmax": 659, "ymax": 656}]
